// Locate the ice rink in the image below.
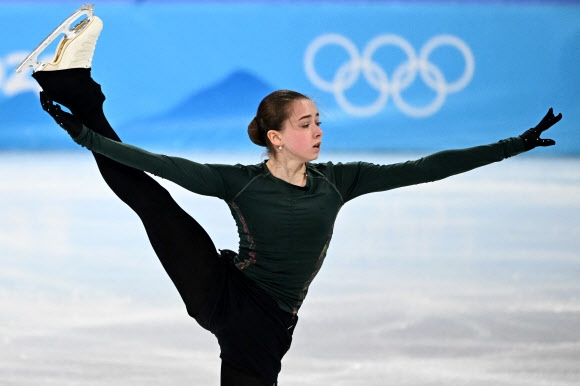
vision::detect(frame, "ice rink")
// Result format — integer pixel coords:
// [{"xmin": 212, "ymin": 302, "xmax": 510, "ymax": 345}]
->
[{"xmin": 1, "ymin": 151, "xmax": 579, "ymax": 385}]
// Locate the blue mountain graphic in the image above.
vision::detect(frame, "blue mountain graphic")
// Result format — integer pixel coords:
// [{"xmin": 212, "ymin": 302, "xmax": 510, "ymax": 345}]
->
[
  {"xmin": 0, "ymin": 70, "xmax": 275, "ymax": 150},
  {"xmin": 162, "ymin": 69, "xmax": 274, "ymax": 120},
  {"xmin": 121, "ymin": 69, "xmax": 275, "ymax": 149}
]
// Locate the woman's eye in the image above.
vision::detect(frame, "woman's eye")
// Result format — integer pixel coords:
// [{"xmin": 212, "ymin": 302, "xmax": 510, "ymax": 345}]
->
[{"xmin": 301, "ymin": 121, "xmax": 321, "ymax": 128}]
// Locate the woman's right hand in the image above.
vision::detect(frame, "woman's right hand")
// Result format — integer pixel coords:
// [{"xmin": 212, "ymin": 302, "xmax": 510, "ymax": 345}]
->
[{"xmin": 40, "ymin": 91, "xmax": 84, "ymax": 138}]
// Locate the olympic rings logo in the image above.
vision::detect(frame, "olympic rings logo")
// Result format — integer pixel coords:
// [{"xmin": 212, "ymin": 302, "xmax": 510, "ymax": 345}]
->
[{"xmin": 304, "ymin": 34, "xmax": 475, "ymax": 118}]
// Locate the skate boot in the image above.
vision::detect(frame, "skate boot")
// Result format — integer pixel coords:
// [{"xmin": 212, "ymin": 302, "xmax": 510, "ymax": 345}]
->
[{"xmin": 16, "ymin": 4, "xmax": 102, "ymax": 73}]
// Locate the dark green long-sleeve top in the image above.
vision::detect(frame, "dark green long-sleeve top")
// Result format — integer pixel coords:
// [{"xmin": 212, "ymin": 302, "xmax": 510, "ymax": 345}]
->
[{"xmin": 74, "ymin": 126, "xmax": 525, "ymax": 314}]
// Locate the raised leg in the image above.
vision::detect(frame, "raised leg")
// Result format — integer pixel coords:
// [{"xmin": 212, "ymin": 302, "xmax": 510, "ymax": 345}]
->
[{"xmin": 33, "ymin": 68, "xmax": 220, "ymax": 316}]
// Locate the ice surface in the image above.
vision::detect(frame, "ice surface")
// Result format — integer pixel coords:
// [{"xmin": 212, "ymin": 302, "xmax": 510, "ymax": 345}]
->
[{"xmin": 1, "ymin": 151, "xmax": 579, "ymax": 385}]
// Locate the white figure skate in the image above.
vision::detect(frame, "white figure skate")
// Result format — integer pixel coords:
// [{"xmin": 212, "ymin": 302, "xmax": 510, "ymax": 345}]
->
[{"xmin": 16, "ymin": 4, "xmax": 102, "ymax": 73}]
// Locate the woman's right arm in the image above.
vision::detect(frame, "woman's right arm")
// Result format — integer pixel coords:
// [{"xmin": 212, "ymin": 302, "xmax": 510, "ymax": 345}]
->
[
  {"xmin": 74, "ymin": 126, "xmax": 227, "ymax": 198},
  {"xmin": 39, "ymin": 92, "xmax": 227, "ymax": 197}
]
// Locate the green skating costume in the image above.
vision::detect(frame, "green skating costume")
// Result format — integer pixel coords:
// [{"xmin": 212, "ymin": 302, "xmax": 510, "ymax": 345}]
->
[{"xmin": 74, "ymin": 126, "xmax": 524, "ymax": 314}]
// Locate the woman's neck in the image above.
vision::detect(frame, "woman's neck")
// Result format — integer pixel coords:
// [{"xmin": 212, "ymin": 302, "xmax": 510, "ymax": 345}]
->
[{"xmin": 266, "ymin": 158, "xmax": 307, "ymax": 187}]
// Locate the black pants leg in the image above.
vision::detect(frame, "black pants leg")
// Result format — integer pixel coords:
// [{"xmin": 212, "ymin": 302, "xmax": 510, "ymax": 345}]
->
[
  {"xmin": 221, "ymin": 361, "xmax": 270, "ymax": 386},
  {"xmin": 32, "ymin": 69, "xmax": 279, "ymax": 384},
  {"xmin": 32, "ymin": 69, "xmax": 220, "ymax": 316}
]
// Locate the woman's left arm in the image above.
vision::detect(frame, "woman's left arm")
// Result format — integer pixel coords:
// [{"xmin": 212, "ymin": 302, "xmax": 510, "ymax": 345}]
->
[{"xmin": 336, "ymin": 108, "xmax": 562, "ymax": 201}]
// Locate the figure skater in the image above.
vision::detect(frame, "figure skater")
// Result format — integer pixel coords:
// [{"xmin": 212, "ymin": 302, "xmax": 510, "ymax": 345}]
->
[{"xmin": 20, "ymin": 5, "xmax": 562, "ymax": 386}]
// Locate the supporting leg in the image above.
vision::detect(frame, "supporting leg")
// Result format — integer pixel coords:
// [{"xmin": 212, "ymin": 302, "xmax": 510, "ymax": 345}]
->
[{"xmin": 221, "ymin": 361, "xmax": 271, "ymax": 386}]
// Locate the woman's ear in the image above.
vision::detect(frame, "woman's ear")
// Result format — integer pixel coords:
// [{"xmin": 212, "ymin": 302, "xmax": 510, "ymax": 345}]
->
[{"xmin": 267, "ymin": 130, "xmax": 283, "ymax": 147}]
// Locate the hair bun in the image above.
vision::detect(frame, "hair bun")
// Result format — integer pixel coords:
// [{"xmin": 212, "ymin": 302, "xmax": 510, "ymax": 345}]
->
[{"xmin": 248, "ymin": 117, "xmax": 266, "ymax": 147}]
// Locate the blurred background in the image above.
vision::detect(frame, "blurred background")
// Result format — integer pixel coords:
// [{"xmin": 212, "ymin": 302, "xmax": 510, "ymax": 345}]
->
[
  {"xmin": 1, "ymin": 0, "xmax": 579, "ymax": 153},
  {"xmin": 1, "ymin": 1, "xmax": 579, "ymax": 385}
]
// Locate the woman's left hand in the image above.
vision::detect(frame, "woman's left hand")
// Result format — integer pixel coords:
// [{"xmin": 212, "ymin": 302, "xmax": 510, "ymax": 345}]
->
[{"xmin": 520, "ymin": 108, "xmax": 562, "ymax": 151}]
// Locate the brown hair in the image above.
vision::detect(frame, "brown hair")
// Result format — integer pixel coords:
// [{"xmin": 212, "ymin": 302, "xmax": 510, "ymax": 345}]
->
[{"xmin": 248, "ymin": 90, "xmax": 310, "ymax": 155}]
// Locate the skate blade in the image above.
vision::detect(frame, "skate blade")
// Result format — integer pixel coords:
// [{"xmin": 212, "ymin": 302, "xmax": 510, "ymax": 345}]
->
[{"xmin": 15, "ymin": 3, "xmax": 95, "ymax": 73}]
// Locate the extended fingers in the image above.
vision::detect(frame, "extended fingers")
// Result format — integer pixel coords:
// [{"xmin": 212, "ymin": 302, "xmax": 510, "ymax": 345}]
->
[
  {"xmin": 40, "ymin": 91, "xmax": 60, "ymax": 116},
  {"xmin": 538, "ymin": 108, "xmax": 562, "ymax": 132},
  {"xmin": 544, "ymin": 111, "xmax": 562, "ymax": 131},
  {"xmin": 39, "ymin": 91, "xmax": 68, "ymax": 122},
  {"xmin": 537, "ymin": 139, "xmax": 556, "ymax": 147},
  {"xmin": 53, "ymin": 104, "xmax": 63, "ymax": 118},
  {"xmin": 39, "ymin": 91, "xmax": 51, "ymax": 112}
]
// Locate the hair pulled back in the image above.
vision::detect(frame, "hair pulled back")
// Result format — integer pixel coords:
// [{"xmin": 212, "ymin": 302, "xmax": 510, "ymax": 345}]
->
[{"xmin": 248, "ymin": 90, "xmax": 310, "ymax": 154}]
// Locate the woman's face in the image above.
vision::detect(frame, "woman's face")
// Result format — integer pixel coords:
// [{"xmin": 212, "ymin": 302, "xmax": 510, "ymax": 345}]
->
[{"xmin": 277, "ymin": 99, "xmax": 323, "ymax": 162}]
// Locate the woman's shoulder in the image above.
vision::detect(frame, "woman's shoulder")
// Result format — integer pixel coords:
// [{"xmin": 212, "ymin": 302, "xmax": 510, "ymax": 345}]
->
[
  {"xmin": 307, "ymin": 160, "xmax": 363, "ymax": 174},
  {"xmin": 208, "ymin": 161, "xmax": 267, "ymax": 179}
]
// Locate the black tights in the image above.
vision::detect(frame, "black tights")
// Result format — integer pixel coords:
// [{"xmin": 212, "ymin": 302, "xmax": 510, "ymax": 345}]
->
[
  {"xmin": 221, "ymin": 362, "xmax": 271, "ymax": 386},
  {"xmin": 33, "ymin": 69, "xmax": 268, "ymax": 386}
]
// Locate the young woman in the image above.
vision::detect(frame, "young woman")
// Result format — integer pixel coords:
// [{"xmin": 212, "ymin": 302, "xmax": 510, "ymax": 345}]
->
[{"xmin": 24, "ymin": 9, "xmax": 561, "ymax": 386}]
